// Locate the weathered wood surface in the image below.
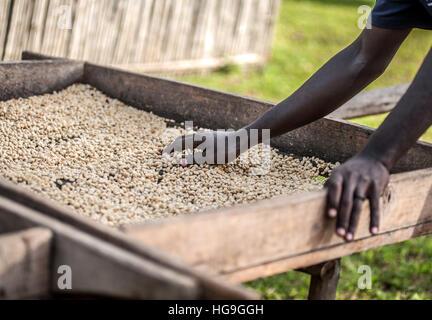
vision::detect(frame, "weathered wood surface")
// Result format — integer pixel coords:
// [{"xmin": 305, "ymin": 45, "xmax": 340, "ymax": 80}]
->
[
  {"xmin": 83, "ymin": 62, "xmax": 432, "ymax": 173},
  {"xmin": 0, "ymin": 196, "xmax": 201, "ymax": 299},
  {"xmin": 117, "ymin": 53, "xmax": 265, "ymax": 75},
  {"xmin": 306, "ymin": 259, "xmax": 340, "ymax": 300},
  {"xmin": 0, "ymin": 178, "xmax": 257, "ymax": 299},
  {"xmin": 0, "ymin": 228, "xmax": 52, "ymax": 299},
  {"xmin": 0, "ymin": 60, "xmax": 84, "ymax": 101},
  {"xmin": 3, "ymin": 54, "xmax": 432, "ymax": 290},
  {"xmin": 329, "ymin": 84, "xmax": 410, "ymax": 119},
  {"xmin": 123, "ymin": 168, "xmax": 432, "ymax": 283}
]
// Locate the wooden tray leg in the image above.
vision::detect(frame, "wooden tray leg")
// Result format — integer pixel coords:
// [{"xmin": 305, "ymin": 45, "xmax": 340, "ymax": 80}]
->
[{"xmin": 299, "ymin": 259, "xmax": 341, "ymax": 300}]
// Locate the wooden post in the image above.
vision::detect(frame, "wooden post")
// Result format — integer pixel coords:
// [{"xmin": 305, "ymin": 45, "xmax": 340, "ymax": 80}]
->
[{"xmin": 299, "ymin": 259, "xmax": 341, "ymax": 300}]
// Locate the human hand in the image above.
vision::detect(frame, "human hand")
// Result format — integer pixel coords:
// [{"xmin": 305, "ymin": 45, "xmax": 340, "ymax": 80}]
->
[
  {"xmin": 325, "ymin": 155, "xmax": 390, "ymax": 242},
  {"xmin": 163, "ymin": 130, "xmax": 247, "ymax": 166}
]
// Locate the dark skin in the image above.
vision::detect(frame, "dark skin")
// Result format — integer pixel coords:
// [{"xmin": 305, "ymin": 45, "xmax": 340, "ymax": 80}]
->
[{"xmin": 166, "ymin": 26, "xmax": 432, "ymax": 241}]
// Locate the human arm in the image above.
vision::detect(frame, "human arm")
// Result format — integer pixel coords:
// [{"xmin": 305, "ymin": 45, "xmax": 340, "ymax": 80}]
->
[
  {"xmin": 166, "ymin": 27, "xmax": 411, "ymax": 161},
  {"xmin": 326, "ymin": 47, "xmax": 432, "ymax": 242}
]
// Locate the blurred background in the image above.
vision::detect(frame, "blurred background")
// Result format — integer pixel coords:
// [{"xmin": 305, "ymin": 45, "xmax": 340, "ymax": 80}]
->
[
  {"xmin": 0, "ymin": 0, "xmax": 280, "ymax": 72},
  {"xmin": 1, "ymin": 0, "xmax": 432, "ymax": 299}
]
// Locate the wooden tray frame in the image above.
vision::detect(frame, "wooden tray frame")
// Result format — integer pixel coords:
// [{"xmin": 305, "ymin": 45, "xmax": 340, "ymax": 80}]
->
[{"xmin": 0, "ymin": 52, "xmax": 431, "ymax": 300}]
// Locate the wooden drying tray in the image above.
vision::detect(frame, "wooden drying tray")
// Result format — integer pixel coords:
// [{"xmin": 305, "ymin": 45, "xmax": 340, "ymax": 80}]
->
[{"xmin": 0, "ymin": 52, "xmax": 431, "ymax": 300}]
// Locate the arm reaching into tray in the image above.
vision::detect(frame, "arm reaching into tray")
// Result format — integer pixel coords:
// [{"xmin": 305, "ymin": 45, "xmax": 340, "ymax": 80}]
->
[
  {"xmin": 165, "ymin": 27, "xmax": 432, "ymax": 242},
  {"xmin": 165, "ymin": 26, "xmax": 410, "ymax": 164},
  {"xmin": 326, "ymin": 47, "xmax": 432, "ymax": 242}
]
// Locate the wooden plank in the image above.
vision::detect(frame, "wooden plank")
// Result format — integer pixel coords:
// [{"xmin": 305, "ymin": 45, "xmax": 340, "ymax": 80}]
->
[
  {"xmin": 226, "ymin": 219, "xmax": 432, "ymax": 283},
  {"xmin": 82, "ymin": 62, "xmax": 432, "ymax": 173},
  {"xmin": 144, "ymin": 0, "xmax": 164, "ymax": 62},
  {"xmin": 329, "ymin": 84, "xmax": 410, "ymax": 119},
  {"xmin": 40, "ymin": 0, "xmax": 57, "ymax": 56},
  {"xmin": 123, "ymin": 168, "xmax": 432, "ymax": 282},
  {"xmin": 262, "ymin": 0, "xmax": 281, "ymax": 58},
  {"xmin": 0, "ymin": 228, "xmax": 52, "ymax": 299},
  {"xmin": 0, "ymin": 0, "xmax": 12, "ymax": 60},
  {"xmin": 0, "ymin": 177, "xmax": 258, "ymax": 299},
  {"xmin": 174, "ymin": 0, "xmax": 194, "ymax": 60},
  {"xmin": 27, "ymin": 0, "xmax": 49, "ymax": 54},
  {"xmin": 113, "ymin": 0, "xmax": 142, "ymax": 64},
  {"xmin": 114, "ymin": 53, "xmax": 264, "ymax": 74},
  {"xmin": 0, "ymin": 60, "xmax": 84, "ymax": 101},
  {"xmin": 68, "ymin": 0, "xmax": 89, "ymax": 60},
  {"xmin": 0, "ymin": 196, "xmax": 200, "ymax": 299},
  {"xmin": 3, "ymin": 0, "xmax": 34, "ymax": 60}
]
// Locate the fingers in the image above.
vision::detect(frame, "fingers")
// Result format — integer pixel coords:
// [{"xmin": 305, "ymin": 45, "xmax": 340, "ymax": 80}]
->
[
  {"xmin": 369, "ymin": 182, "xmax": 380, "ymax": 235},
  {"xmin": 336, "ymin": 173, "xmax": 357, "ymax": 237},
  {"xmin": 179, "ymin": 153, "xmax": 195, "ymax": 167},
  {"xmin": 325, "ymin": 174, "xmax": 343, "ymax": 219},
  {"xmin": 163, "ymin": 134, "xmax": 206, "ymax": 156},
  {"xmin": 346, "ymin": 179, "xmax": 369, "ymax": 241},
  {"xmin": 326, "ymin": 174, "xmax": 381, "ymax": 242}
]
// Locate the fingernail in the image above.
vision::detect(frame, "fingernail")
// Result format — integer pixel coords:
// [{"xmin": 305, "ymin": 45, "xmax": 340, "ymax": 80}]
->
[
  {"xmin": 337, "ymin": 228, "xmax": 346, "ymax": 236},
  {"xmin": 371, "ymin": 227, "xmax": 379, "ymax": 235},
  {"xmin": 345, "ymin": 233, "xmax": 353, "ymax": 241},
  {"xmin": 328, "ymin": 208, "xmax": 337, "ymax": 218},
  {"xmin": 180, "ymin": 158, "xmax": 188, "ymax": 167}
]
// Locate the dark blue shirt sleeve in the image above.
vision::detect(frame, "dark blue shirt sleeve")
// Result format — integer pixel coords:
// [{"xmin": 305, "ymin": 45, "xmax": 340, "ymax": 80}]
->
[{"xmin": 372, "ymin": 0, "xmax": 432, "ymax": 30}]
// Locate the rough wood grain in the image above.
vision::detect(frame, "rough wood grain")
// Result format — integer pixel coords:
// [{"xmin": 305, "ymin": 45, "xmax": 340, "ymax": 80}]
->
[
  {"xmin": 0, "ymin": 0, "xmax": 12, "ymax": 60},
  {"xmin": 329, "ymin": 84, "xmax": 410, "ymax": 119},
  {"xmin": 0, "ymin": 60, "xmax": 84, "ymax": 101},
  {"xmin": 0, "ymin": 228, "xmax": 52, "ymax": 300},
  {"xmin": 0, "ymin": 177, "xmax": 258, "ymax": 300},
  {"xmin": 4, "ymin": 55, "xmax": 432, "ymax": 293},
  {"xmin": 82, "ymin": 62, "xmax": 432, "ymax": 173},
  {"xmin": 307, "ymin": 259, "xmax": 340, "ymax": 300},
  {"xmin": 123, "ymin": 168, "xmax": 432, "ymax": 282},
  {"xmin": 0, "ymin": 196, "xmax": 201, "ymax": 299}
]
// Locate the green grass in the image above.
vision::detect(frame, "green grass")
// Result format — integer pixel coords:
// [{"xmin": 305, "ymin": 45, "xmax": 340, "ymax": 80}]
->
[{"xmin": 172, "ymin": 0, "xmax": 432, "ymax": 300}]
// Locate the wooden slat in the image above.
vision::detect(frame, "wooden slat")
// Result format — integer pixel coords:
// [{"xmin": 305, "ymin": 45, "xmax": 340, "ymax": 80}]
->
[
  {"xmin": 0, "ymin": 177, "xmax": 257, "ymax": 300},
  {"xmin": 123, "ymin": 168, "xmax": 432, "ymax": 282},
  {"xmin": 0, "ymin": 228, "xmax": 52, "ymax": 299},
  {"xmin": 82, "ymin": 62, "xmax": 432, "ymax": 173},
  {"xmin": 329, "ymin": 84, "xmax": 410, "ymax": 119},
  {"xmin": 115, "ymin": 53, "xmax": 264, "ymax": 74},
  {"xmin": 0, "ymin": 0, "xmax": 12, "ymax": 60},
  {"xmin": 0, "ymin": 196, "xmax": 200, "ymax": 299},
  {"xmin": 0, "ymin": 60, "xmax": 84, "ymax": 101},
  {"xmin": 113, "ymin": 0, "xmax": 142, "ymax": 64},
  {"xmin": 227, "ymin": 220, "xmax": 432, "ymax": 283},
  {"xmin": 27, "ymin": 0, "xmax": 49, "ymax": 54},
  {"xmin": 3, "ymin": 0, "xmax": 34, "ymax": 60},
  {"xmin": 8, "ymin": 54, "xmax": 432, "ymax": 288}
]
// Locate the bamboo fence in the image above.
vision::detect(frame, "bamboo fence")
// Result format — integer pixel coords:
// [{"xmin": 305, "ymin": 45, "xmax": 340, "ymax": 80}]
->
[{"xmin": 0, "ymin": 0, "xmax": 281, "ymax": 73}]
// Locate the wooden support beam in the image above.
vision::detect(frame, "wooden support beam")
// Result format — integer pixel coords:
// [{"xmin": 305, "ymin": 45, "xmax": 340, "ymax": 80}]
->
[
  {"xmin": 3, "ymin": 54, "xmax": 431, "ymax": 297},
  {"xmin": 298, "ymin": 259, "xmax": 341, "ymax": 300},
  {"xmin": 0, "ymin": 228, "xmax": 52, "ymax": 299},
  {"xmin": 123, "ymin": 168, "xmax": 432, "ymax": 283},
  {"xmin": 0, "ymin": 196, "xmax": 200, "ymax": 299},
  {"xmin": 306, "ymin": 259, "xmax": 340, "ymax": 300},
  {"xmin": 0, "ymin": 181, "xmax": 257, "ymax": 300}
]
